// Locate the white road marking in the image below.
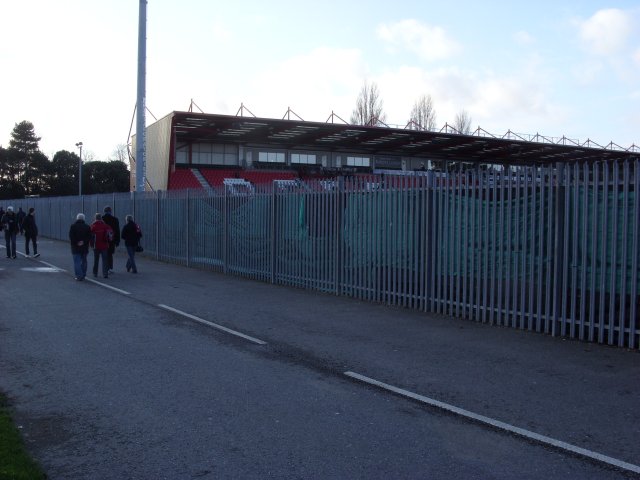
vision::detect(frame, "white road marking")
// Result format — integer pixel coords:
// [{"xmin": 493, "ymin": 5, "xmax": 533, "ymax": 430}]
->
[
  {"xmin": 158, "ymin": 304, "xmax": 267, "ymax": 345},
  {"xmin": 39, "ymin": 260, "xmax": 67, "ymax": 272},
  {"xmin": 344, "ymin": 371, "xmax": 640, "ymax": 474},
  {"xmin": 21, "ymin": 267, "xmax": 62, "ymax": 273},
  {"xmin": 19, "ymin": 256, "xmax": 125, "ymax": 294},
  {"xmin": 86, "ymin": 278, "xmax": 131, "ymax": 295}
]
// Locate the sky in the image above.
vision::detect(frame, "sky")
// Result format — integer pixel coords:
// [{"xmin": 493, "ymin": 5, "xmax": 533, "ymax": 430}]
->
[{"xmin": 1, "ymin": 0, "xmax": 639, "ymax": 161}]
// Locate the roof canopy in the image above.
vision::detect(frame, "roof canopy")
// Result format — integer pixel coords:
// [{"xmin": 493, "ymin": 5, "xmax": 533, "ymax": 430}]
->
[{"xmin": 171, "ymin": 112, "xmax": 639, "ymax": 166}]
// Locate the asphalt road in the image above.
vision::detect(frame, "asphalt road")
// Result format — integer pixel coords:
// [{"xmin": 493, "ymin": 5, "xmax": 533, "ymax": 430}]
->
[{"xmin": 0, "ymin": 238, "xmax": 638, "ymax": 479}]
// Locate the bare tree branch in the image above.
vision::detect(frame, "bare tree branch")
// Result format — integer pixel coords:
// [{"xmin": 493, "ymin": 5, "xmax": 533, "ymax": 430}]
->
[
  {"xmin": 111, "ymin": 144, "xmax": 129, "ymax": 163},
  {"xmin": 82, "ymin": 150, "xmax": 96, "ymax": 163},
  {"xmin": 408, "ymin": 95, "xmax": 437, "ymax": 131},
  {"xmin": 454, "ymin": 109, "xmax": 472, "ymax": 135},
  {"xmin": 350, "ymin": 80, "xmax": 387, "ymax": 126}
]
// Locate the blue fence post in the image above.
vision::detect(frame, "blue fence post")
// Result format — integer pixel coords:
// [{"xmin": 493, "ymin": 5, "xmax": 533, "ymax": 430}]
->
[
  {"xmin": 155, "ymin": 191, "xmax": 160, "ymax": 260},
  {"xmin": 334, "ymin": 176, "xmax": 344, "ymax": 295},
  {"xmin": 270, "ymin": 185, "xmax": 276, "ymax": 284},
  {"xmin": 552, "ymin": 162, "xmax": 566, "ymax": 337},
  {"xmin": 186, "ymin": 188, "xmax": 191, "ymax": 268},
  {"xmin": 223, "ymin": 185, "xmax": 228, "ymax": 275}
]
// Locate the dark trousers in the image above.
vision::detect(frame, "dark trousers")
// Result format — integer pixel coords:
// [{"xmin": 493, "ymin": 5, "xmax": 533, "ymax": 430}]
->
[
  {"xmin": 4, "ymin": 231, "xmax": 16, "ymax": 257},
  {"xmin": 25, "ymin": 234, "xmax": 37, "ymax": 255},
  {"xmin": 93, "ymin": 249, "xmax": 108, "ymax": 277},
  {"xmin": 107, "ymin": 243, "xmax": 116, "ymax": 270}
]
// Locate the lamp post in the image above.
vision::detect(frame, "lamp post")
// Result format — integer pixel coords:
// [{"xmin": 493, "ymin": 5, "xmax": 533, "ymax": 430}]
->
[{"xmin": 75, "ymin": 142, "xmax": 83, "ymax": 196}]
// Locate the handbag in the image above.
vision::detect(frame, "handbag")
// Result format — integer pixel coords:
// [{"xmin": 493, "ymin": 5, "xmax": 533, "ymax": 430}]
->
[{"xmin": 135, "ymin": 245, "xmax": 144, "ymax": 252}]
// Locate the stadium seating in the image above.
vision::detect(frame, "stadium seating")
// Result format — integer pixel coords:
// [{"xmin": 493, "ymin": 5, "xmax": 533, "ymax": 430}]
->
[
  {"xmin": 168, "ymin": 169, "xmax": 202, "ymax": 190},
  {"xmin": 200, "ymin": 168, "xmax": 242, "ymax": 187},
  {"xmin": 242, "ymin": 170, "xmax": 297, "ymax": 185},
  {"xmin": 167, "ymin": 168, "xmax": 300, "ymax": 191}
]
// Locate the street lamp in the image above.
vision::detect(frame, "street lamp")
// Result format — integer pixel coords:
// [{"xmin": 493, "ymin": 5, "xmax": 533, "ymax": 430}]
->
[{"xmin": 75, "ymin": 142, "xmax": 83, "ymax": 196}]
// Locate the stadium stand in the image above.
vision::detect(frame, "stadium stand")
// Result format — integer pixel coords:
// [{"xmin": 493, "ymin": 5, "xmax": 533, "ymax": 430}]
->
[
  {"xmin": 242, "ymin": 170, "xmax": 297, "ymax": 185},
  {"xmin": 200, "ymin": 168, "xmax": 242, "ymax": 187},
  {"xmin": 167, "ymin": 168, "xmax": 309, "ymax": 191},
  {"xmin": 168, "ymin": 168, "xmax": 202, "ymax": 190}
]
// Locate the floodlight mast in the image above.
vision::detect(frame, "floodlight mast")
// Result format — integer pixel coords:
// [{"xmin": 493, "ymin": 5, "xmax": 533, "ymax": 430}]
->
[
  {"xmin": 75, "ymin": 142, "xmax": 83, "ymax": 196},
  {"xmin": 135, "ymin": 0, "xmax": 147, "ymax": 192}
]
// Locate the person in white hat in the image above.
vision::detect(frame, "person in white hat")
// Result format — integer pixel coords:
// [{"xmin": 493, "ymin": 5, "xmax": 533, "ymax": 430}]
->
[
  {"xmin": 69, "ymin": 213, "xmax": 92, "ymax": 280},
  {"xmin": 1, "ymin": 206, "xmax": 19, "ymax": 258}
]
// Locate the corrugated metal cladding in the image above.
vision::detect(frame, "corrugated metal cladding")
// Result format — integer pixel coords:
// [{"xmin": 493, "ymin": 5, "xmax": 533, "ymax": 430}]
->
[
  {"xmin": 10, "ymin": 160, "xmax": 640, "ymax": 349},
  {"xmin": 132, "ymin": 113, "xmax": 174, "ymax": 191}
]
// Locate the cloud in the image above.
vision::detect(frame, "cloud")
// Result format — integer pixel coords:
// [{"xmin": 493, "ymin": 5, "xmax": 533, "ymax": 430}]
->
[
  {"xmin": 571, "ymin": 59, "xmax": 605, "ymax": 86},
  {"xmin": 373, "ymin": 55, "xmax": 566, "ymax": 137},
  {"xmin": 207, "ymin": 21, "xmax": 232, "ymax": 42},
  {"xmin": 576, "ymin": 9, "xmax": 633, "ymax": 55},
  {"xmin": 376, "ymin": 19, "xmax": 461, "ymax": 62},
  {"xmin": 241, "ymin": 47, "xmax": 366, "ymax": 121},
  {"xmin": 571, "ymin": 9, "xmax": 640, "ymax": 85},
  {"xmin": 514, "ymin": 31, "xmax": 535, "ymax": 46}
]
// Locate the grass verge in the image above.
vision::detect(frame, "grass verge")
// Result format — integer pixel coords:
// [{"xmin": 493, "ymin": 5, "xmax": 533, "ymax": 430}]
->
[{"xmin": 0, "ymin": 393, "xmax": 46, "ymax": 480}]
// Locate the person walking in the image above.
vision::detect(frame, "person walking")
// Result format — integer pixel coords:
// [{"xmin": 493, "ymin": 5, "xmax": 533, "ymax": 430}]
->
[
  {"xmin": 102, "ymin": 206, "xmax": 120, "ymax": 273},
  {"xmin": 1, "ymin": 206, "xmax": 19, "ymax": 259},
  {"xmin": 121, "ymin": 214, "xmax": 142, "ymax": 274},
  {"xmin": 90, "ymin": 213, "xmax": 113, "ymax": 279},
  {"xmin": 22, "ymin": 207, "xmax": 40, "ymax": 257},
  {"xmin": 16, "ymin": 207, "xmax": 26, "ymax": 235},
  {"xmin": 69, "ymin": 213, "xmax": 92, "ymax": 281}
]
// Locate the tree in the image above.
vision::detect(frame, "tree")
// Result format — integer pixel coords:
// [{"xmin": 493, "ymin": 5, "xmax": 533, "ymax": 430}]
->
[
  {"xmin": 83, "ymin": 160, "xmax": 130, "ymax": 194},
  {"xmin": 49, "ymin": 150, "xmax": 81, "ymax": 196},
  {"xmin": 0, "ymin": 179, "xmax": 25, "ymax": 200},
  {"xmin": 110, "ymin": 144, "xmax": 129, "ymax": 163},
  {"xmin": 0, "ymin": 146, "xmax": 20, "ymax": 183},
  {"xmin": 2, "ymin": 118, "xmax": 132, "ymax": 197},
  {"xmin": 408, "ymin": 95, "xmax": 437, "ymax": 131},
  {"xmin": 0, "ymin": 146, "xmax": 25, "ymax": 199},
  {"xmin": 26, "ymin": 151, "xmax": 51, "ymax": 196},
  {"xmin": 350, "ymin": 80, "xmax": 387, "ymax": 126},
  {"xmin": 8, "ymin": 121, "xmax": 45, "ymax": 195},
  {"xmin": 82, "ymin": 150, "xmax": 97, "ymax": 163},
  {"xmin": 9, "ymin": 120, "xmax": 41, "ymax": 154},
  {"xmin": 444, "ymin": 110, "xmax": 476, "ymax": 171},
  {"xmin": 453, "ymin": 109, "xmax": 472, "ymax": 135}
]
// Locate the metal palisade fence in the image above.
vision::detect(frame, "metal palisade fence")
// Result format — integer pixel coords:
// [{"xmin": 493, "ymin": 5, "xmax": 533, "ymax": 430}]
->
[{"xmin": 8, "ymin": 159, "xmax": 639, "ymax": 349}]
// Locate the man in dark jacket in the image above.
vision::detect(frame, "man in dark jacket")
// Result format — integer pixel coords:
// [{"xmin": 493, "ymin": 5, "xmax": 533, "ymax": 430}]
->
[
  {"xmin": 16, "ymin": 207, "xmax": 26, "ymax": 235},
  {"xmin": 121, "ymin": 214, "xmax": 142, "ymax": 273},
  {"xmin": 1, "ymin": 206, "xmax": 19, "ymax": 259},
  {"xmin": 69, "ymin": 213, "xmax": 92, "ymax": 280},
  {"xmin": 22, "ymin": 207, "xmax": 39, "ymax": 257},
  {"xmin": 102, "ymin": 206, "xmax": 120, "ymax": 273}
]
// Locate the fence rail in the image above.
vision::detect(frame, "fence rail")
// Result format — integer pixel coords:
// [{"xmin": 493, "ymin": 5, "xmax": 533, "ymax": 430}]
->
[{"xmin": 8, "ymin": 160, "xmax": 639, "ymax": 348}]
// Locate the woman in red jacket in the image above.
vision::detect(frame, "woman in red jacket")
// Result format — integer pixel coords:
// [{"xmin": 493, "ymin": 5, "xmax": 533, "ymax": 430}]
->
[{"xmin": 90, "ymin": 213, "xmax": 113, "ymax": 279}]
